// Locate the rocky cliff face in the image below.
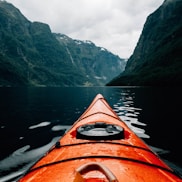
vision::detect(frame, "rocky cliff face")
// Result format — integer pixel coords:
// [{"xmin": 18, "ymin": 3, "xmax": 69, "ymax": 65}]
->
[
  {"xmin": 107, "ymin": 0, "xmax": 182, "ymax": 86},
  {"xmin": 0, "ymin": 1, "xmax": 126, "ymax": 86},
  {"xmin": 55, "ymin": 34, "xmax": 126, "ymax": 86}
]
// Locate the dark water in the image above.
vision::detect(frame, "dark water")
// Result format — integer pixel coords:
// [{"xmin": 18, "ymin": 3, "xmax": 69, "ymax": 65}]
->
[{"xmin": 0, "ymin": 87, "xmax": 182, "ymax": 181}]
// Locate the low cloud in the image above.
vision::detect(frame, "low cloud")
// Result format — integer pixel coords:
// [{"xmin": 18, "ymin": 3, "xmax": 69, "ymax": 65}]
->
[{"xmin": 7, "ymin": 0, "xmax": 164, "ymax": 58}]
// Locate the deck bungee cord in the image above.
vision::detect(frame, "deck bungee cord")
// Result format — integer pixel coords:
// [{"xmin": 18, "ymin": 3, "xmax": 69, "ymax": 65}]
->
[{"xmin": 23, "ymin": 155, "xmax": 180, "ymax": 178}]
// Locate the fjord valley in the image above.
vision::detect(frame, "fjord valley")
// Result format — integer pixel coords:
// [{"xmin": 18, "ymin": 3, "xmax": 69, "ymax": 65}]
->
[
  {"xmin": 0, "ymin": 1, "xmax": 126, "ymax": 87},
  {"xmin": 1, "ymin": 0, "xmax": 181, "ymax": 87},
  {"xmin": 1, "ymin": 1, "xmax": 182, "ymax": 180},
  {"xmin": 107, "ymin": 0, "xmax": 182, "ymax": 87}
]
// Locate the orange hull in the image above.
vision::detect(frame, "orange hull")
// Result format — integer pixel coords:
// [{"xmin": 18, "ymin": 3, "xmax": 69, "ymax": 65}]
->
[{"xmin": 19, "ymin": 94, "xmax": 182, "ymax": 182}]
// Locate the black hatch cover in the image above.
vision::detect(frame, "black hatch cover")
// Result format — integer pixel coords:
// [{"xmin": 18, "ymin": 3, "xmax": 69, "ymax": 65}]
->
[{"xmin": 76, "ymin": 122, "xmax": 124, "ymax": 140}]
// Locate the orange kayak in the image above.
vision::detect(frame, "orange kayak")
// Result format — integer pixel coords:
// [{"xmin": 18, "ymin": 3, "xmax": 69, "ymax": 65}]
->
[{"xmin": 18, "ymin": 94, "xmax": 182, "ymax": 182}]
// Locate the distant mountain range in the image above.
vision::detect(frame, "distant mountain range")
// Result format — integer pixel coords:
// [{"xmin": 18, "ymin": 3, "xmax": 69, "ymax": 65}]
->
[
  {"xmin": 107, "ymin": 0, "xmax": 182, "ymax": 86},
  {"xmin": 0, "ymin": 1, "xmax": 126, "ymax": 86}
]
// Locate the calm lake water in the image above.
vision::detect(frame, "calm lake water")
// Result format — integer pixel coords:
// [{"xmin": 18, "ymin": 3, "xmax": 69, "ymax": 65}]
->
[{"xmin": 0, "ymin": 86, "xmax": 182, "ymax": 181}]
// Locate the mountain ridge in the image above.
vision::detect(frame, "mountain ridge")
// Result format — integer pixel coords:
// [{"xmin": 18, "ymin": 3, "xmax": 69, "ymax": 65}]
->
[
  {"xmin": 107, "ymin": 0, "xmax": 182, "ymax": 86},
  {"xmin": 0, "ymin": 1, "xmax": 126, "ymax": 87},
  {"xmin": 55, "ymin": 33, "xmax": 126, "ymax": 86}
]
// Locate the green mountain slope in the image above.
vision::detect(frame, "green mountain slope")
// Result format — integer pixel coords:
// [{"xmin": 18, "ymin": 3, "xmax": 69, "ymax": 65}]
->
[
  {"xmin": 0, "ymin": 1, "xmax": 126, "ymax": 86},
  {"xmin": 107, "ymin": 0, "xmax": 182, "ymax": 86},
  {"xmin": 55, "ymin": 33, "xmax": 126, "ymax": 86}
]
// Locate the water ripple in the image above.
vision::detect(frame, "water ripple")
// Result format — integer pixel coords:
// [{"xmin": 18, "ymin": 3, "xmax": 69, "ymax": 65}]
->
[
  {"xmin": 0, "ymin": 137, "xmax": 60, "ymax": 182},
  {"xmin": 113, "ymin": 93, "xmax": 150, "ymax": 139}
]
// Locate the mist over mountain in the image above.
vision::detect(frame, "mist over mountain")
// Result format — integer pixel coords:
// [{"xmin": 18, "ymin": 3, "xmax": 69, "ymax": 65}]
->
[
  {"xmin": 0, "ymin": 1, "xmax": 126, "ymax": 86},
  {"xmin": 107, "ymin": 0, "xmax": 182, "ymax": 86}
]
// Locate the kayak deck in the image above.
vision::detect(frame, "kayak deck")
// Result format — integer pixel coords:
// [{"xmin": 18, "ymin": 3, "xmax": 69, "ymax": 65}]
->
[{"xmin": 18, "ymin": 94, "xmax": 182, "ymax": 182}]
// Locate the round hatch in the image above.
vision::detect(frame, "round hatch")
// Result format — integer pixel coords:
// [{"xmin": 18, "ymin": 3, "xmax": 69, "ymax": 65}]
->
[{"xmin": 76, "ymin": 122, "xmax": 124, "ymax": 140}]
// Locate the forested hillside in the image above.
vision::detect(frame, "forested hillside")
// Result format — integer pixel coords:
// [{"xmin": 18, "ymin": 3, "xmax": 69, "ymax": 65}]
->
[{"xmin": 0, "ymin": 1, "xmax": 125, "ymax": 86}]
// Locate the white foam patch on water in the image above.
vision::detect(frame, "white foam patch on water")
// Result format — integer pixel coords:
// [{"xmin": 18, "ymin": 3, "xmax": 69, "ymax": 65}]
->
[
  {"xmin": 0, "ymin": 170, "xmax": 26, "ymax": 182},
  {"xmin": 0, "ymin": 136, "xmax": 60, "ymax": 182},
  {"xmin": 29, "ymin": 121, "xmax": 51, "ymax": 129},
  {"xmin": 150, "ymin": 146, "xmax": 170, "ymax": 155},
  {"xmin": 12, "ymin": 145, "xmax": 30, "ymax": 157},
  {"xmin": 51, "ymin": 125, "xmax": 71, "ymax": 131}
]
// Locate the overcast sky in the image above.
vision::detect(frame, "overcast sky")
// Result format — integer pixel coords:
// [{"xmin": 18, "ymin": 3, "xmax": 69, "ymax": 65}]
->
[{"xmin": 7, "ymin": 0, "xmax": 164, "ymax": 58}]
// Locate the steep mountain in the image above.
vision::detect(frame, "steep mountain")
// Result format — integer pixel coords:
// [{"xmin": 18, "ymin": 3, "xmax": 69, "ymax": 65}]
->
[
  {"xmin": 0, "ymin": 1, "xmax": 126, "ymax": 87},
  {"xmin": 55, "ymin": 33, "xmax": 126, "ymax": 86},
  {"xmin": 107, "ymin": 0, "xmax": 182, "ymax": 86}
]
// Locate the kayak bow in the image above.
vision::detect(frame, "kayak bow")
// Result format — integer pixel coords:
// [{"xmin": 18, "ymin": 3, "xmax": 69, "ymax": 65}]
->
[{"xmin": 19, "ymin": 94, "xmax": 182, "ymax": 182}]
